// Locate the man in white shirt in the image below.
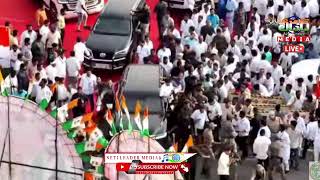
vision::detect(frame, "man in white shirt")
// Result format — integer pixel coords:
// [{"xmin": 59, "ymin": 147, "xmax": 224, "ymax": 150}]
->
[
  {"xmin": 4, "ymin": 70, "xmax": 18, "ymax": 95},
  {"xmin": 287, "ymin": 120, "xmax": 303, "ymax": 170},
  {"xmin": 180, "ymin": 14, "xmax": 194, "ymax": 38},
  {"xmin": 76, "ymin": 0, "xmax": 89, "ymax": 31},
  {"xmin": 53, "ymin": 49, "xmax": 67, "ymax": 78},
  {"xmin": 20, "ymin": 24, "xmax": 37, "ymax": 46},
  {"xmin": 66, "ymin": 51, "xmax": 81, "ymax": 89},
  {"xmin": 278, "ymin": 124, "xmax": 291, "ymax": 173},
  {"xmin": 298, "ymin": 0, "xmax": 310, "ymax": 18},
  {"xmin": 137, "ymin": 40, "xmax": 151, "ymax": 64},
  {"xmin": 35, "ymin": 79, "xmax": 52, "ymax": 104},
  {"xmin": 196, "ymin": 36, "xmax": 207, "ymax": 59},
  {"xmin": 264, "ymin": 72, "xmax": 275, "ymax": 94},
  {"xmin": 270, "ymin": 61, "xmax": 283, "ymax": 86},
  {"xmin": 46, "ymin": 27, "xmax": 61, "ymax": 49},
  {"xmin": 253, "ymin": 84, "xmax": 272, "ymax": 97},
  {"xmin": 304, "ymin": 118, "xmax": 318, "ymax": 159},
  {"xmin": 257, "ymin": 29, "xmax": 272, "ymax": 47},
  {"xmin": 217, "ymin": 80, "xmax": 228, "ymax": 102},
  {"xmin": 236, "ymin": 111, "xmax": 251, "ymax": 159},
  {"xmin": 191, "ymin": 104, "xmax": 209, "ymax": 137},
  {"xmin": 39, "ymin": 20, "xmax": 50, "ymax": 44},
  {"xmin": 160, "ymin": 57, "xmax": 173, "ymax": 76},
  {"xmin": 253, "ymin": 129, "xmax": 271, "ymax": 169},
  {"xmin": 217, "ymin": 146, "xmax": 232, "ymax": 179},
  {"xmin": 253, "ymin": 0, "xmax": 268, "ymax": 20},
  {"xmin": 157, "ymin": 45, "xmax": 171, "ymax": 63},
  {"xmin": 74, "ymin": 36, "xmax": 90, "ymax": 64},
  {"xmin": 308, "ymin": 0, "xmax": 319, "ymax": 18},
  {"xmin": 283, "ymin": 0, "xmax": 293, "ymax": 18},
  {"xmin": 159, "ymin": 78, "xmax": 174, "ymax": 104},
  {"xmin": 226, "ymin": 39, "xmax": 241, "ymax": 57},
  {"xmin": 206, "ymin": 98, "xmax": 222, "ymax": 121},
  {"xmin": 46, "ymin": 61, "xmax": 57, "ymax": 83},
  {"xmin": 257, "ymin": 118, "xmax": 271, "ymax": 139},
  {"xmin": 79, "ymin": 69, "xmax": 97, "ymax": 111}
]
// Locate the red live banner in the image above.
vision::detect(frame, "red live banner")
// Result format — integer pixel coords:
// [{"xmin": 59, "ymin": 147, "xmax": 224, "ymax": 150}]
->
[{"xmin": 116, "ymin": 162, "xmax": 191, "ymax": 174}]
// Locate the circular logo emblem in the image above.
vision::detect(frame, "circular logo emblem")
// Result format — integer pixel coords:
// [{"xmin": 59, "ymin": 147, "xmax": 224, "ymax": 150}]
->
[
  {"xmin": 310, "ymin": 162, "xmax": 320, "ymax": 180},
  {"xmin": 172, "ymin": 154, "xmax": 181, "ymax": 162}
]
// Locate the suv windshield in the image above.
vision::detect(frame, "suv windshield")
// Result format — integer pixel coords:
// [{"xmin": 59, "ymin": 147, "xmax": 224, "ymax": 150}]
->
[{"xmin": 94, "ymin": 18, "xmax": 131, "ymax": 36}]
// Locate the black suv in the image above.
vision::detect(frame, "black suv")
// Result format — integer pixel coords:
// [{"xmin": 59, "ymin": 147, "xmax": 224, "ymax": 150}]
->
[{"xmin": 84, "ymin": 0, "xmax": 146, "ymax": 70}]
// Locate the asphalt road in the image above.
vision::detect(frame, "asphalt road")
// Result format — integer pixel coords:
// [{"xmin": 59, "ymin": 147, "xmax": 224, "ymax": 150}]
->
[{"xmin": 189, "ymin": 153, "xmax": 313, "ymax": 180}]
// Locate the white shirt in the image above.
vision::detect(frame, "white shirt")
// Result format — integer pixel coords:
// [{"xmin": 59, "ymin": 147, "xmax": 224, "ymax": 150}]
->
[
  {"xmin": 253, "ymin": 136, "xmax": 271, "ymax": 159},
  {"xmin": 217, "ymin": 152, "xmax": 230, "ymax": 175},
  {"xmin": 314, "ymin": 128, "xmax": 320, "ymax": 149},
  {"xmin": 160, "ymin": 62, "xmax": 173, "ymax": 75},
  {"xmin": 20, "ymin": 30, "xmax": 37, "ymax": 46},
  {"xmin": 288, "ymin": 127, "xmax": 303, "ymax": 149},
  {"xmin": 270, "ymin": 65, "xmax": 283, "ymax": 85},
  {"xmin": 54, "ymin": 56, "xmax": 66, "ymax": 78},
  {"xmin": 309, "ymin": 0, "xmax": 319, "ymax": 17},
  {"xmin": 66, "ymin": 56, "xmax": 81, "ymax": 77},
  {"xmin": 306, "ymin": 121, "xmax": 318, "ymax": 140},
  {"xmin": 257, "ymin": 126, "xmax": 271, "ymax": 139},
  {"xmin": 157, "ymin": 48, "xmax": 171, "ymax": 63},
  {"xmin": 218, "ymin": 85, "xmax": 228, "ymax": 100},
  {"xmin": 36, "ymin": 86, "xmax": 52, "ymax": 104},
  {"xmin": 279, "ymin": 53, "xmax": 293, "ymax": 72},
  {"xmin": 76, "ymin": 0, "xmax": 86, "ymax": 14},
  {"xmin": 46, "ymin": 30, "xmax": 61, "ymax": 48},
  {"xmin": 299, "ymin": 6, "xmax": 310, "ymax": 18},
  {"xmin": 206, "ymin": 101, "xmax": 222, "ymax": 120},
  {"xmin": 296, "ymin": 117, "xmax": 306, "ymax": 135},
  {"xmin": 257, "ymin": 34, "xmax": 272, "ymax": 47},
  {"xmin": 4, "ymin": 75, "xmax": 18, "ymax": 93},
  {"xmin": 264, "ymin": 77, "xmax": 275, "ymax": 93},
  {"xmin": 80, "ymin": 74, "xmax": 97, "ymax": 95},
  {"xmin": 46, "ymin": 65, "xmax": 57, "ymax": 83},
  {"xmin": 74, "ymin": 42, "xmax": 90, "ymax": 63},
  {"xmin": 159, "ymin": 83, "xmax": 174, "ymax": 98},
  {"xmin": 254, "ymin": 0, "xmax": 268, "ymax": 16},
  {"xmin": 259, "ymin": 84, "xmax": 272, "ymax": 97},
  {"xmin": 236, "ymin": 117, "xmax": 250, "ymax": 136},
  {"xmin": 191, "ymin": 109, "xmax": 209, "ymax": 130},
  {"xmin": 137, "ymin": 44, "xmax": 151, "ymax": 64},
  {"xmin": 180, "ymin": 19, "xmax": 194, "ymax": 37},
  {"xmin": 284, "ymin": 2, "xmax": 293, "ymax": 18},
  {"xmin": 39, "ymin": 25, "xmax": 50, "ymax": 44},
  {"xmin": 239, "ymin": 0, "xmax": 251, "ymax": 12}
]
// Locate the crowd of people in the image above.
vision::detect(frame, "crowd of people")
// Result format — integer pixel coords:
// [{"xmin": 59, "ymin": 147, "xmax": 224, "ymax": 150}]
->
[{"xmin": 1, "ymin": 0, "xmax": 320, "ymax": 179}]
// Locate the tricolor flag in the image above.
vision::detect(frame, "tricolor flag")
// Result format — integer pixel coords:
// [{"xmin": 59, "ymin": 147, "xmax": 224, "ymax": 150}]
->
[
  {"xmin": 115, "ymin": 95, "xmax": 123, "ymax": 130},
  {"xmin": 50, "ymin": 99, "xmax": 79, "ymax": 122},
  {"xmin": 0, "ymin": 27, "xmax": 10, "ymax": 69},
  {"xmin": 90, "ymin": 156, "xmax": 103, "ymax": 167},
  {"xmin": 182, "ymin": 135, "xmax": 194, "ymax": 152},
  {"xmin": 134, "ymin": 101, "xmax": 142, "ymax": 131},
  {"xmin": 0, "ymin": 69, "xmax": 8, "ymax": 97},
  {"xmin": 62, "ymin": 116, "xmax": 83, "ymax": 131},
  {"xmin": 106, "ymin": 109, "xmax": 117, "ymax": 135},
  {"xmin": 141, "ymin": 106, "xmax": 149, "ymax": 136},
  {"xmin": 86, "ymin": 126, "xmax": 109, "ymax": 151},
  {"xmin": 166, "ymin": 143, "xmax": 178, "ymax": 152},
  {"xmin": 121, "ymin": 95, "xmax": 132, "ymax": 133},
  {"xmin": 75, "ymin": 141, "xmax": 96, "ymax": 154}
]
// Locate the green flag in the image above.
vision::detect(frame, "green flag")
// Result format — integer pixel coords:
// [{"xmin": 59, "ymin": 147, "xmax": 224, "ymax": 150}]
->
[
  {"xmin": 75, "ymin": 141, "xmax": 96, "ymax": 154},
  {"xmin": 80, "ymin": 154, "xmax": 91, "ymax": 163},
  {"xmin": 39, "ymin": 99, "xmax": 49, "ymax": 111},
  {"xmin": 62, "ymin": 116, "xmax": 82, "ymax": 131},
  {"xmin": 96, "ymin": 166, "xmax": 104, "ymax": 175}
]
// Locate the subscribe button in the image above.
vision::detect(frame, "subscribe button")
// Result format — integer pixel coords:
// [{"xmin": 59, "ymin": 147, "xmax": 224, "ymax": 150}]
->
[{"xmin": 116, "ymin": 163, "xmax": 131, "ymax": 171}]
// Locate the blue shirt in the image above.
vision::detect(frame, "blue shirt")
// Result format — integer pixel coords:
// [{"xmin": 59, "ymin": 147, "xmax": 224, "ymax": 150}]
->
[
  {"xmin": 207, "ymin": 14, "xmax": 220, "ymax": 29},
  {"xmin": 225, "ymin": 0, "xmax": 238, "ymax": 12}
]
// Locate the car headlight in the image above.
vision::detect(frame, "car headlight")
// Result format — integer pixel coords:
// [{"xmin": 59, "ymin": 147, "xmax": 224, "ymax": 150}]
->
[
  {"xmin": 58, "ymin": 0, "xmax": 68, "ymax": 4},
  {"xmin": 114, "ymin": 47, "xmax": 129, "ymax": 58}
]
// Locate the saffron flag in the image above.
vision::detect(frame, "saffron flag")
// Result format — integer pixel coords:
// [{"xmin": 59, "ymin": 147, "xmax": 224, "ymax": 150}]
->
[
  {"xmin": 134, "ymin": 101, "xmax": 142, "ymax": 131},
  {"xmin": 84, "ymin": 172, "xmax": 94, "ymax": 180},
  {"xmin": 121, "ymin": 95, "xmax": 132, "ymax": 133},
  {"xmin": 115, "ymin": 95, "xmax": 123, "ymax": 130},
  {"xmin": 106, "ymin": 109, "xmax": 117, "ymax": 135},
  {"xmin": 141, "ymin": 106, "xmax": 149, "ymax": 136},
  {"xmin": 182, "ymin": 135, "xmax": 194, "ymax": 152}
]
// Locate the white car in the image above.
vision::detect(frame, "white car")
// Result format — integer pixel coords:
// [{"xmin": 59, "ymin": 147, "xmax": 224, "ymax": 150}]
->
[
  {"xmin": 166, "ymin": 0, "xmax": 201, "ymax": 11},
  {"xmin": 43, "ymin": 0, "xmax": 105, "ymax": 19},
  {"xmin": 291, "ymin": 59, "xmax": 320, "ymax": 81}
]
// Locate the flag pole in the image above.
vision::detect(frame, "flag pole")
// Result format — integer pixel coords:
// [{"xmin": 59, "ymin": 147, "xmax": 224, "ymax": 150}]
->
[{"xmin": 7, "ymin": 94, "xmax": 12, "ymax": 179}]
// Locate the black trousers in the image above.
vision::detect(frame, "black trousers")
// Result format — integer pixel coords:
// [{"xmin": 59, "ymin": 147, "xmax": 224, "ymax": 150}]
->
[
  {"xmin": 219, "ymin": 175, "xmax": 230, "ymax": 180},
  {"xmin": 290, "ymin": 148, "xmax": 299, "ymax": 169},
  {"xmin": 86, "ymin": 94, "xmax": 94, "ymax": 112},
  {"xmin": 236, "ymin": 136, "xmax": 248, "ymax": 159},
  {"xmin": 302, "ymin": 139, "xmax": 313, "ymax": 159}
]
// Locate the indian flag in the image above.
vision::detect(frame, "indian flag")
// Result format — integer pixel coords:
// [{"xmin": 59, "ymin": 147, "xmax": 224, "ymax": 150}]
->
[
  {"xmin": 62, "ymin": 116, "xmax": 83, "ymax": 131},
  {"xmin": 87, "ymin": 126, "xmax": 109, "ymax": 151},
  {"xmin": 106, "ymin": 109, "xmax": 117, "ymax": 135},
  {"xmin": 134, "ymin": 101, "xmax": 142, "ymax": 131},
  {"xmin": 182, "ymin": 135, "xmax": 194, "ymax": 152},
  {"xmin": 0, "ymin": 68, "xmax": 8, "ymax": 97},
  {"xmin": 50, "ymin": 99, "xmax": 79, "ymax": 121},
  {"xmin": 75, "ymin": 141, "xmax": 96, "ymax": 154},
  {"xmin": 0, "ymin": 27, "xmax": 10, "ymax": 69},
  {"xmin": 166, "ymin": 143, "xmax": 178, "ymax": 152},
  {"xmin": 141, "ymin": 106, "xmax": 149, "ymax": 136},
  {"xmin": 115, "ymin": 95, "xmax": 123, "ymax": 130},
  {"xmin": 121, "ymin": 95, "xmax": 132, "ymax": 133},
  {"xmin": 90, "ymin": 156, "xmax": 103, "ymax": 167}
]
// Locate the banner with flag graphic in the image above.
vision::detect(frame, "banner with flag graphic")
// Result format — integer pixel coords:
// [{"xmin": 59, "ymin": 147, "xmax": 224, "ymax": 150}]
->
[
  {"xmin": 0, "ymin": 26, "xmax": 10, "ymax": 68},
  {"xmin": 182, "ymin": 135, "xmax": 194, "ymax": 152},
  {"xmin": 134, "ymin": 101, "xmax": 142, "ymax": 131},
  {"xmin": 121, "ymin": 95, "xmax": 132, "ymax": 133},
  {"xmin": 141, "ymin": 106, "xmax": 149, "ymax": 136}
]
